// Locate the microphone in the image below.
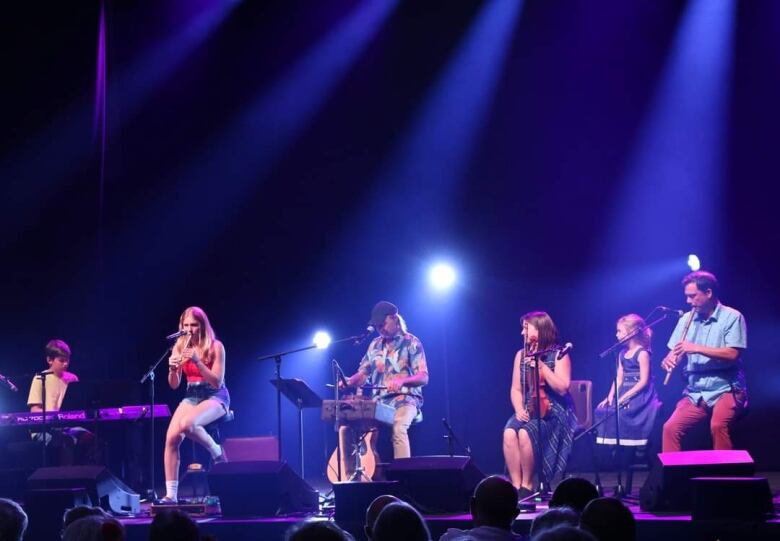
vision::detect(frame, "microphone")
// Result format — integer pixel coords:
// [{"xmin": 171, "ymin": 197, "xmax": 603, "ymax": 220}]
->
[
  {"xmin": 0, "ymin": 373, "xmax": 18, "ymax": 392},
  {"xmin": 166, "ymin": 330, "xmax": 189, "ymax": 340},
  {"xmin": 557, "ymin": 342, "xmax": 574, "ymax": 360},
  {"xmin": 353, "ymin": 325, "xmax": 375, "ymax": 345},
  {"xmin": 332, "ymin": 359, "xmax": 350, "ymax": 389},
  {"xmin": 658, "ymin": 306, "xmax": 684, "ymax": 317}
]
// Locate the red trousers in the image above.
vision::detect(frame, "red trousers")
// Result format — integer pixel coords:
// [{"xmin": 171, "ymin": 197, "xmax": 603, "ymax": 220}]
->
[{"xmin": 662, "ymin": 392, "xmax": 743, "ymax": 452}]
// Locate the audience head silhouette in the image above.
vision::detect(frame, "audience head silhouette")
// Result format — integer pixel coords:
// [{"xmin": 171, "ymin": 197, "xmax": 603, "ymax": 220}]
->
[
  {"xmin": 532, "ymin": 524, "xmax": 597, "ymax": 541},
  {"xmin": 579, "ymin": 497, "xmax": 636, "ymax": 541},
  {"xmin": 61, "ymin": 515, "xmax": 125, "ymax": 541},
  {"xmin": 530, "ymin": 506, "xmax": 580, "ymax": 537},
  {"xmin": 471, "ymin": 475, "xmax": 519, "ymax": 530},
  {"xmin": 149, "ymin": 509, "xmax": 199, "ymax": 541},
  {"xmin": 0, "ymin": 498, "xmax": 28, "ymax": 541},
  {"xmin": 364, "ymin": 495, "xmax": 401, "ymax": 540},
  {"xmin": 550, "ymin": 477, "xmax": 599, "ymax": 513},
  {"xmin": 372, "ymin": 501, "xmax": 430, "ymax": 541},
  {"xmin": 286, "ymin": 519, "xmax": 354, "ymax": 541}
]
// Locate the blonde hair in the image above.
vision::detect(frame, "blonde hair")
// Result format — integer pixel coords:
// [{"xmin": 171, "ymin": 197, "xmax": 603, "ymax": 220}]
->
[
  {"xmin": 176, "ymin": 306, "xmax": 216, "ymax": 355},
  {"xmin": 617, "ymin": 313, "xmax": 652, "ymax": 351}
]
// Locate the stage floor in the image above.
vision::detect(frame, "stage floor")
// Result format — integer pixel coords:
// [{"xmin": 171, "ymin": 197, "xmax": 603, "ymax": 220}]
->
[{"xmin": 111, "ymin": 471, "xmax": 780, "ymax": 541}]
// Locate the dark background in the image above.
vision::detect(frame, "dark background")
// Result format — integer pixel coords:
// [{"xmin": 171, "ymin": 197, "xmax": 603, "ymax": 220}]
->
[{"xmin": 1, "ymin": 0, "xmax": 778, "ymax": 487}]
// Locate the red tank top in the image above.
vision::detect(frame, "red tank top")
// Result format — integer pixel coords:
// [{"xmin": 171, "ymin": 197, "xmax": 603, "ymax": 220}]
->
[{"xmin": 181, "ymin": 349, "xmax": 212, "ymax": 382}]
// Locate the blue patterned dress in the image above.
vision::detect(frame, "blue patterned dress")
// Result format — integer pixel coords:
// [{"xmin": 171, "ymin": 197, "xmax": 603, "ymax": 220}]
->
[
  {"xmin": 595, "ymin": 347, "xmax": 661, "ymax": 446},
  {"xmin": 505, "ymin": 350, "xmax": 577, "ymax": 484}
]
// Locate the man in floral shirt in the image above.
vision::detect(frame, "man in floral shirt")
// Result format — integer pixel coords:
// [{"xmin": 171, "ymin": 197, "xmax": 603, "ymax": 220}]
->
[{"xmin": 345, "ymin": 301, "xmax": 429, "ymax": 458}]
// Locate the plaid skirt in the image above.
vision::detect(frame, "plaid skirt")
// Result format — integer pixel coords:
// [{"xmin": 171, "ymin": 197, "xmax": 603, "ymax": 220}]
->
[{"xmin": 505, "ymin": 400, "xmax": 577, "ymax": 484}]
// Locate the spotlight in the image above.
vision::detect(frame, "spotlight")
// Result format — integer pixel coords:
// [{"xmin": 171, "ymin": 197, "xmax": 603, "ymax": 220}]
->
[
  {"xmin": 687, "ymin": 254, "xmax": 701, "ymax": 271},
  {"xmin": 429, "ymin": 263, "xmax": 457, "ymax": 291},
  {"xmin": 313, "ymin": 331, "xmax": 332, "ymax": 349}
]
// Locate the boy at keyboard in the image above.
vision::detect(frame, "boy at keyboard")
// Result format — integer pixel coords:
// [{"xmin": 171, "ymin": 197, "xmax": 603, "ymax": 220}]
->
[{"xmin": 26, "ymin": 339, "xmax": 98, "ymax": 465}]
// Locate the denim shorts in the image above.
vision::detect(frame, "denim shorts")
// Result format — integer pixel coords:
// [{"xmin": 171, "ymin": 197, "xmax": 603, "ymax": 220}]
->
[{"xmin": 182, "ymin": 382, "xmax": 230, "ymax": 411}]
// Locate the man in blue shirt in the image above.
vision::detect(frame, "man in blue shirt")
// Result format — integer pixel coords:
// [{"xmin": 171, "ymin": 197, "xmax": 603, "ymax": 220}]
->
[{"xmin": 661, "ymin": 271, "xmax": 748, "ymax": 451}]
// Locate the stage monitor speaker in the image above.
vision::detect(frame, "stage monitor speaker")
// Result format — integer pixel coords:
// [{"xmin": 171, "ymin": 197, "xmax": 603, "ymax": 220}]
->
[
  {"xmin": 639, "ymin": 450, "xmax": 755, "ymax": 512},
  {"xmin": 333, "ymin": 480, "xmax": 402, "ymax": 526},
  {"xmin": 692, "ymin": 477, "xmax": 773, "ymax": 521},
  {"xmin": 208, "ymin": 461, "xmax": 318, "ymax": 516},
  {"xmin": 385, "ymin": 456, "xmax": 485, "ymax": 513},
  {"xmin": 27, "ymin": 465, "xmax": 140, "ymax": 515}
]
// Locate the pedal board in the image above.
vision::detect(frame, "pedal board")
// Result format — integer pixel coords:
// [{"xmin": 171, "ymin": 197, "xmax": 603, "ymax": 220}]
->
[{"xmin": 151, "ymin": 496, "xmax": 221, "ymax": 516}]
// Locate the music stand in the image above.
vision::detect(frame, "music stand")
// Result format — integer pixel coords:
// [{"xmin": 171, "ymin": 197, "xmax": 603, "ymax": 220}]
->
[{"xmin": 269, "ymin": 378, "xmax": 322, "ymax": 478}]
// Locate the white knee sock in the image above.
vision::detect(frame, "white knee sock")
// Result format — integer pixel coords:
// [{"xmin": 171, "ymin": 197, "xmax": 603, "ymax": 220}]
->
[
  {"xmin": 165, "ymin": 480, "xmax": 178, "ymax": 501},
  {"xmin": 208, "ymin": 440, "xmax": 222, "ymax": 459}
]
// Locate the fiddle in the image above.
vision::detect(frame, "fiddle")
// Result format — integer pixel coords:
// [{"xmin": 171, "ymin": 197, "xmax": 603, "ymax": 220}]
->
[{"xmin": 521, "ymin": 341, "xmax": 550, "ymax": 419}]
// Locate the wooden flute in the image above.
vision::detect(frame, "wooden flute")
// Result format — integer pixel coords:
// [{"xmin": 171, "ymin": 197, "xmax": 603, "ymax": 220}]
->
[{"xmin": 664, "ymin": 308, "xmax": 696, "ymax": 385}]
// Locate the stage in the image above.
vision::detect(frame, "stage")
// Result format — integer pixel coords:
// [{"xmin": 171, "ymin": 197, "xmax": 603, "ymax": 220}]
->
[{"xmin": 109, "ymin": 472, "xmax": 780, "ymax": 541}]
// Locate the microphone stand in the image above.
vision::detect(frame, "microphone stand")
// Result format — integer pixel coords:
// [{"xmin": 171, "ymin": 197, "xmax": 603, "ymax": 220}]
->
[
  {"xmin": 0, "ymin": 373, "xmax": 18, "ymax": 393},
  {"xmin": 597, "ymin": 310, "xmax": 676, "ymax": 499},
  {"xmin": 258, "ymin": 331, "xmax": 371, "ymax": 464},
  {"xmin": 40, "ymin": 373, "xmax": 48, "ymax": 467},
  {"xmin": 442, "ymin": 418, "xmax": 471, "ymax": 457},
  {"xmin": 139, "ymin": 344, "xmax": 175, "ymax": 502},
  {"xmin": 332, "ymin": 360, "xmax": 343, "ymax": 482}
]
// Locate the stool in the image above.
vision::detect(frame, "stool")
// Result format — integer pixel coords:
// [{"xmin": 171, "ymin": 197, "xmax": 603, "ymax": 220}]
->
[
  {"xmin": 190, "ymin": 409, "xmax": 234, "ymax": 467},
  {"xmin": 179, "ymin": 410, "xmax": 234, "ymax": 500}
]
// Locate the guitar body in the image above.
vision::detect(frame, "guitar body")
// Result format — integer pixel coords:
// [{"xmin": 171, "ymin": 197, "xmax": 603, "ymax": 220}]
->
[{"xmin": 327, "ymin": 427, "xmax": 380, "ymax": 483}]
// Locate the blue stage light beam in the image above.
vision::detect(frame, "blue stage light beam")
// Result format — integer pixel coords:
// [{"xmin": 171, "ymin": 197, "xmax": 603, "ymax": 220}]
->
[
  {"xmin": 110, "ymin": 0, "xmax": 398, "ymax": 269},
  {"xmin": 324, "ymin": 0, "xmax": 522, "ymax": 268},
  {"xmin": 598, "ymin": 0, "xmax": 735, "ymax": 267},
  {"xmin": 370, "ymin": 0, "xmax": 523, "ymax": 240}
]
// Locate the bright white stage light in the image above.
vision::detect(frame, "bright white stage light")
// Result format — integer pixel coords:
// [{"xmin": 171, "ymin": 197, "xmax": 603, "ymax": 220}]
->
[
  {"xmin": 429, "ymin": 263, "xmax": 457, "ymax": 291},
  {"xmin": 687, "ymin": 254, "xmax": 701, "ymax": 271},
  {"xmin": 313, "ymin": 331, "xmax": 332, "ymax": 349}
]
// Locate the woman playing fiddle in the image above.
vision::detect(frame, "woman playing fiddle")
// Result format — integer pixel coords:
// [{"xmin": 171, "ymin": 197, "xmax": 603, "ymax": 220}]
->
[{"xmin": 502, "ymin": 311, "xmax": 577, "ymax": 498}]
